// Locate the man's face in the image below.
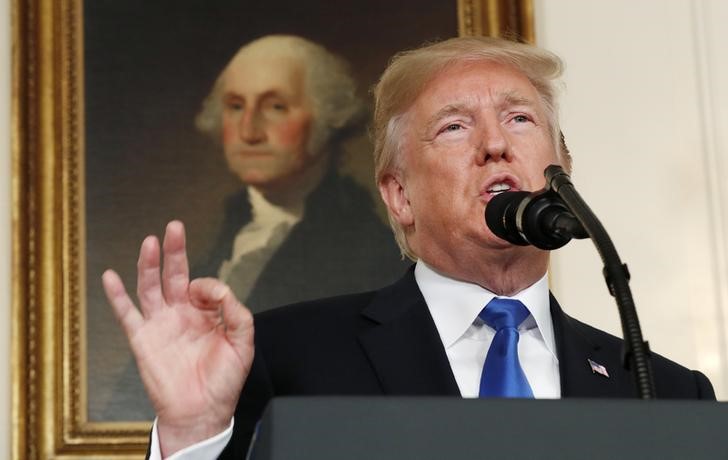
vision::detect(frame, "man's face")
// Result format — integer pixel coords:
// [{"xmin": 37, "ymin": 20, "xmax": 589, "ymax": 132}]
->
[
  {"xmin": 220, "ymin": 52, "xmax": 316, "ymax": 191},
  {"xmin": 390, "ymin": 60, "xmax": 560, "ymax": 264}
]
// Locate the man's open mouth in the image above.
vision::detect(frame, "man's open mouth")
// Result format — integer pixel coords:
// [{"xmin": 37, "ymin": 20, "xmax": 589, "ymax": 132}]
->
[{"xmin": 487, "ymin": 182, "xmax": 513, "ymax": 196}]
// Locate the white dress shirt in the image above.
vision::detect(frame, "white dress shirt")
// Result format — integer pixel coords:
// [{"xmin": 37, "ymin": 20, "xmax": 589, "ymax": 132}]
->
[
  {"xmin": 415, "ymin": 261, "xmax": 561, "ymax": 398},
  {"xmin": 149, "ymin": 261, "xmax": 561, "ymax": 459}
]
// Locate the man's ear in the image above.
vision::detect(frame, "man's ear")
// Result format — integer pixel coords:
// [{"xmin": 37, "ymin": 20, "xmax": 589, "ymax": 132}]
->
[{"xmin": 378, "ymin": 173, "xmax": 414, "ymax": 227}]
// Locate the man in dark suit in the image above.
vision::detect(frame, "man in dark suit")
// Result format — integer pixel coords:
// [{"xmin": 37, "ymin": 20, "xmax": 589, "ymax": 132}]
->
[
  {"xmin": 193, "ymin": 34, "xmax": 407, "ymax": 311},
  {"xmin": 102, "ymin": 36, "xmax": 715, "ymax": 459}
]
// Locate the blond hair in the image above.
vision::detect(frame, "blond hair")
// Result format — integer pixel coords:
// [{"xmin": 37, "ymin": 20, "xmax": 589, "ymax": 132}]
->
[{"xmin": 372, "ymin": 36, "xmax": 570, "ymax": 260}]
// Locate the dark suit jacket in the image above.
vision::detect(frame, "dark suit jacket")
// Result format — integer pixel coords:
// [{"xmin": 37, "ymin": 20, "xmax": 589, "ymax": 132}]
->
[
  {"xmin": 218, "ymin": 266, "xmax": 715, "ymax": 458},
  {"xmin": 193, "ymin": 170, "xmax": 410, "ymax": 312}
]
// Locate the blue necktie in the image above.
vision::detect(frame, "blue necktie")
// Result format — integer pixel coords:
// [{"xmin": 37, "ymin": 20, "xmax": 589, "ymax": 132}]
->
[{"xmin": 479, "ymin": 298, "xmax": 534, "ymax": 398}]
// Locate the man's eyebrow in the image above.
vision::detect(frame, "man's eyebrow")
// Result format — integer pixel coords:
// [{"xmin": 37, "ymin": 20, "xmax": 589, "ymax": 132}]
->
[
  {"xmin": 222, "ymin": 90, "xmax": 243, "ymax": 100},
  {"xmin": 423, "ymin": 103, "xmax": 475, "ymax": 132},
  {"xmin": 222, "ymin": 88, "xmax": 294, "ymax": 101},
  {"xmin": 500, "ymin": 91, "xmax": 536, "ymax": 108}
]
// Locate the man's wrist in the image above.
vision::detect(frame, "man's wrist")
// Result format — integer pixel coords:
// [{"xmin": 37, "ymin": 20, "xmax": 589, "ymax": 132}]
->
[{"xmin": 157, "ymin": 417, "xmax": 231, "ymax": 457}]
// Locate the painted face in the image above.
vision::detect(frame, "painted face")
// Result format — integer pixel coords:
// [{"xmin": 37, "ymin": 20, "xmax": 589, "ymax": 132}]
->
[
  {"xmin": 220, "ymin": 52, "xmax": 316, "ymax": 191},
  {"xmin": 393, "ymin": 60, "xmax": 560, "ymax": 263}
]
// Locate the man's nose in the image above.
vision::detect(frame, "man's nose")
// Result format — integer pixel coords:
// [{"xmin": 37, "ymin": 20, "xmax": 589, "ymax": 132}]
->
[
  {"xmin": 239, "ymin": 111, "xmax": 266, "ymax": 144},
  {"xmin": 476, "ymin": 123, "xmax": 510, "ymax": 165}
]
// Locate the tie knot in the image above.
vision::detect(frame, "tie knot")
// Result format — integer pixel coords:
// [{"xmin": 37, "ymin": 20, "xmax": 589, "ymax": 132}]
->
[{"xmin": 479, "ymin": 298, "xmax": 530, "ymax": 331}]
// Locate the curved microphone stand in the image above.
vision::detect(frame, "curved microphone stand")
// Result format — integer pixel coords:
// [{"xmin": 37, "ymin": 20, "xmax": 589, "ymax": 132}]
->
[{"xmin": 544, "ymin": 164, "xmax": 656, "ymax": 399}]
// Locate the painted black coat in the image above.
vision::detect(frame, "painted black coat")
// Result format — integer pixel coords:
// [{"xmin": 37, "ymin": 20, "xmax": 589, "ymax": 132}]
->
[{"xmin": 193, "ymin": 171, "xmax": 409, "ymax": 312}]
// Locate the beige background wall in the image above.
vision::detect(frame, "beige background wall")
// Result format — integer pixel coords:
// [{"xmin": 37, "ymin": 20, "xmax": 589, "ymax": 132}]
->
[
  {"xmin": 1, "ymin": 1, "xmax": 726, "ymax": 457},
  {"xmin": 538, "ymin": 0, "xmax": 728, "ymax": 399}
]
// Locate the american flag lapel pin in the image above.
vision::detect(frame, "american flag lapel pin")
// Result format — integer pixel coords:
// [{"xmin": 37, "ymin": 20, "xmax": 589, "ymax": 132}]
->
[{"xmin": 587, "ymin": 359, "xmax": 610, "ymax": 378}]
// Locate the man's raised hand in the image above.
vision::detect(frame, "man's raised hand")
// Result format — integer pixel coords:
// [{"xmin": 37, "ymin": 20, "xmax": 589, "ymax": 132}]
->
[{"xmin": 101, "ymin": 221, "xmax": 254, "ymax": 457}]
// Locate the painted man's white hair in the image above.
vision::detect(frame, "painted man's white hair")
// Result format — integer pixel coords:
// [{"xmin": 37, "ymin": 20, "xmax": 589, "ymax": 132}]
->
[{"xmin": 196, "ymin": 35, "xmax": 365, "ymax": 153}]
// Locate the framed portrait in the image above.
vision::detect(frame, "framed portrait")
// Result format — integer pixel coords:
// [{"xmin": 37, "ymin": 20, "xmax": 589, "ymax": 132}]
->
[{"xmin": 11, "ymin": 0, "xmax": 533, "ymax": 457}]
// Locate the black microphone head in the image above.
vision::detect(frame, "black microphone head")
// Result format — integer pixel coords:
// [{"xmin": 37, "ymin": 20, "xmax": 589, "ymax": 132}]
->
[
  {"xmin": 485, "ymin": 189, "xmax": 576, "ymax": 250},
  {"xmin": 485, "ymin": 191, "xmax": 530, "ymax": 246},
  {"xmin": 519, "ymin": 191, "xmax": 573, "ymax": 250}
]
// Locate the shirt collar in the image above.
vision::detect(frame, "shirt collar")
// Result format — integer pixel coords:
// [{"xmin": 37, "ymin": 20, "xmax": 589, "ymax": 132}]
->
[{"xmin": 414, "ymin": 261, "xmax": 557, "ymax": 358}]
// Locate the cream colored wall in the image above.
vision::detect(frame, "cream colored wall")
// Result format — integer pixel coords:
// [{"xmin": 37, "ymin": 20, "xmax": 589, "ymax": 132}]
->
[
  {"xmin": 536, "ymin": 0, "xmax": 728, "ymax": 399},
  {"xmin": 2, "ymin": 0, "xmax": 11, "ymax": 454}
]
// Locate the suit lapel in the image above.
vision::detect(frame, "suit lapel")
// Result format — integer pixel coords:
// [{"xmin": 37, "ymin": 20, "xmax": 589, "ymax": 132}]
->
[
  {"xmin": 358, "ymin": 269, "xmax": 461, "ymax": 396},
  {"xmin": 551, "ymin": 294, "xmax": 635, "ymax": 398}
]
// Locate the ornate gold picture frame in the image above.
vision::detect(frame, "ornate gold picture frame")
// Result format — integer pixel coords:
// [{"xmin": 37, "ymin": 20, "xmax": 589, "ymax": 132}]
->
[{"xmin": 11, "ymin": 0, "xmax": 533, "ymax": 457}]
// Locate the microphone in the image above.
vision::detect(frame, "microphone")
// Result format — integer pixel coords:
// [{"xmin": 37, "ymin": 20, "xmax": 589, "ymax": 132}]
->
[
  {"xmin": 486, "ymin": 165, "xmax": 657, "ymax": 398},
  {"xmin": 485, "ymin": 189, "xmax": 588, "ymax": 250}
]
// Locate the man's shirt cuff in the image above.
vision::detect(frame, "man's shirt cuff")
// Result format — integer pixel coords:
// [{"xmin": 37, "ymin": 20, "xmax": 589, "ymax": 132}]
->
[{"xmin": 148, "ymin": 417, "xmax": 234, "ymax": 460}]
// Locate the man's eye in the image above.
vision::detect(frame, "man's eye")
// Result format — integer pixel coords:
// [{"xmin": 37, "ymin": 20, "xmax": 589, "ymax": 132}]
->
[
  {"xmin": 265, "ymin": 101, "xmax": 288, "ymax": 112},
  {"xmin": 512, "ymin": 114, "xmax": 529, "ymax": 123},
  {"xmin": 443, "ymin": 123, "xmax": 463, "ymax": 132},
  {"xmin": 226, "ymin": 102, "xmax": 243, "ymax": 111}
]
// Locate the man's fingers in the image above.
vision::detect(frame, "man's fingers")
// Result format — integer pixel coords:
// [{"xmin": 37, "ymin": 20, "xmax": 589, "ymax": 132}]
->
[
  {"xmin": 219, "ymin": 286, "xmax": 254, "ymax": 350},
  {"xmin": 189, "ymin": 278, "xmax": 231, "ymax": 311},
  {"xmin": 189, "ymin": 278, "xmax": 254, "ymax": 355},
  {"xmin": 103, "ymin": 269, "xmax": 144, "ymax": 338},
  {"xmin": 162, "ymin": 221, "xmax": 190, "ymax": 305},
  {"xmin": 136, "ymin": 235, "xmax": 165, "ymax": 316}
]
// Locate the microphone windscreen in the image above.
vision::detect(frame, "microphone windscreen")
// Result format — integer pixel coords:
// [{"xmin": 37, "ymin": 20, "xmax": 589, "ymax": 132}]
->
[{"xmin": 485, "ymin": 191, "xmax": 530, "ymax": 245}]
